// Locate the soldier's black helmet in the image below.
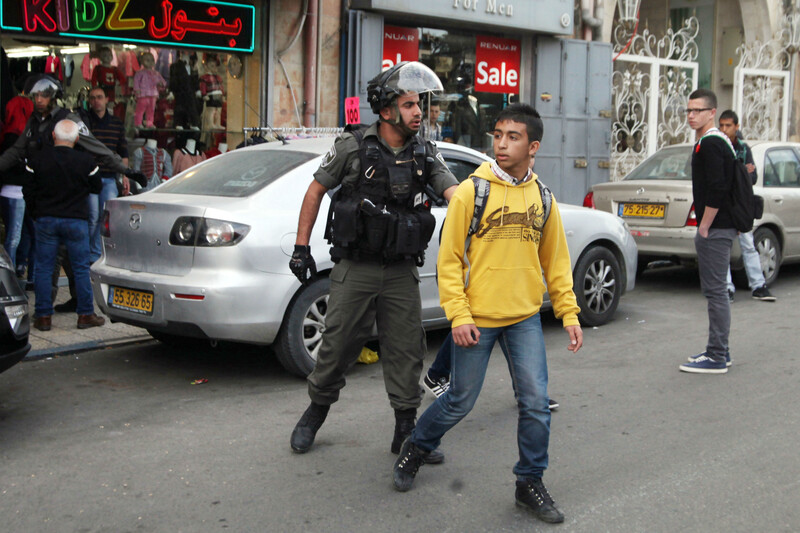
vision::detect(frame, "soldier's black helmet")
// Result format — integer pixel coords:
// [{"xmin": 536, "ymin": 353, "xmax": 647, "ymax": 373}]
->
[
  {"xmin": 366, "ymin": 61, "xmax": 443, "ymax": 114},
  {"xmin": 24, "ymin": 74, "xmax": 63, "ymax": 100}
]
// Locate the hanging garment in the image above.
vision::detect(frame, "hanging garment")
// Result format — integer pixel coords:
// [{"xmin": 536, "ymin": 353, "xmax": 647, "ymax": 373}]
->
[{"xmin": 172, "ymin": 148, "xmax": 206, "ymax": 174}]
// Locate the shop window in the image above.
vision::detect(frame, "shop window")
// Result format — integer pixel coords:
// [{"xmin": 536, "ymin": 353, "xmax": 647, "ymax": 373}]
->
[{"xmin": 384, "ymin": 25, "xmax": 521, "ymax": 153}]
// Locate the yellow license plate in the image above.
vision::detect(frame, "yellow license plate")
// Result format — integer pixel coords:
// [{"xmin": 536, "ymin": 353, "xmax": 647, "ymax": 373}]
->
[
  {"xmin": 109, "ymin": 286, "xmax": 154, "ymax": 315},
  {"xmin": 619, "ymin": 203, "xmax": 665, "ymax": 218}
]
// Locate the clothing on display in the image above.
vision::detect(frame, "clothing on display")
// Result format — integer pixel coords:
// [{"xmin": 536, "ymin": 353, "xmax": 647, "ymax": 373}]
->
[
  {"xmin": 169, "ymin": 56, "xmax": 200, "ymax": 128},
  {"xmin": 132, "ymin": 143, "xmax": 173, "ymax": 191},
  {"xmin": 45, "ymin": 54, "xmax": 63, "ymax": 81},
  {"xmin": 134, "ymin": 68, "xmax": 166, "ymax": 128},
  {"xmin": 91, "ymin": 65, "xmax": 126, "ymax": 102},
  {"xmin": 172, "ymin": 145, "xmax": 206, "ymax": 174}
]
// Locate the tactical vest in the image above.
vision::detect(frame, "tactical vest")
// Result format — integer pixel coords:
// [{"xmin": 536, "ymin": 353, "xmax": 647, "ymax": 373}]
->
[
  {"xmin": 324, "ymin": 128, "xmax": 437, "ymax": 265},
  {"xmin": 23, "ymin": 107, "xmax": 70, "ymax": 161}
]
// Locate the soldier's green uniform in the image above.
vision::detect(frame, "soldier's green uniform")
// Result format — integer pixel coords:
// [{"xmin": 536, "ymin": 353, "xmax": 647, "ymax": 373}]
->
[{"xmin": 307, "ymin": 122, "xmax": 457, "ymax": 410}]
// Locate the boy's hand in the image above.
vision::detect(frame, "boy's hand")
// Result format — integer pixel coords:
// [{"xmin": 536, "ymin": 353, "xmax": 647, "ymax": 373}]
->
[
  {"xmin": 452, "ymin": 324, "xmax": 480, "ymax": 347},
  {"xmin": 565, "ymin": 325, "xmax": 583, "ymax": 353}
]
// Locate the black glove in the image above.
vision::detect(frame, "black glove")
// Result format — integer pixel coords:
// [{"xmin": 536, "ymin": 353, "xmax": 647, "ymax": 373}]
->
[
  {"xmin": 290, "ymin": 245, "xmax": 317, "ymax": 286},
  {"xmin": 124, "ymin": 168, "xmax": 148, "ymax": 188}
]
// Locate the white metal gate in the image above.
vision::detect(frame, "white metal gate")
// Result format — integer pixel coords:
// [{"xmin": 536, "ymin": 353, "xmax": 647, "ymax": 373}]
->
[
  {"xmin": 733, "ymin": 29, "xmax": 793, "ymax": 142},
  {"xmin": 610, "ymin": 18, "xmax": 700, "ymax": 180}
]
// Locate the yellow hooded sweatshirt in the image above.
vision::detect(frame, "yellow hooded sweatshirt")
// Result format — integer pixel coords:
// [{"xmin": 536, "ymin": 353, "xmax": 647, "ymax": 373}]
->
[{"xmin": 438, "ymin": 161, "xmax": 580, "ymax": 329}]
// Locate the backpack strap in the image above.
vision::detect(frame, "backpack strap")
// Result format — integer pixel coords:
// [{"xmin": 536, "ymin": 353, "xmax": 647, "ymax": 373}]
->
[
  {"xmin": 537, "ymin": 178, "xmax": 552, "ymax": 226},
  {"xmin": 468, "ymin": 176, "xmax": 491, "ymax": 237}
]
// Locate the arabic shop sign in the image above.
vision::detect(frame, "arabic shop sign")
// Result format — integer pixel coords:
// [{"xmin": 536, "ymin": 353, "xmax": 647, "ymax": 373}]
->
[{"xmin": 0, "ymin": 0, "xmax": 256, "ymax": 53}]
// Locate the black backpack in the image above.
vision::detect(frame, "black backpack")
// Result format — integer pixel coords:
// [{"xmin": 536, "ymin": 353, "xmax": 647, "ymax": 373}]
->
[
  {"xmin": 700, "ymin": 131, "xmax": 763, "ymax": 233},
  {"xmin": 728, "ymin": 157, "xmax": 764, "ymax": 233}
]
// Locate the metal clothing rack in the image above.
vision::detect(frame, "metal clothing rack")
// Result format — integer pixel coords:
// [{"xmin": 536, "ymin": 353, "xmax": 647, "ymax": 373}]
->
[{"xmin": 241, "ymin": 126, "xmax": 344, "ymax": 142}]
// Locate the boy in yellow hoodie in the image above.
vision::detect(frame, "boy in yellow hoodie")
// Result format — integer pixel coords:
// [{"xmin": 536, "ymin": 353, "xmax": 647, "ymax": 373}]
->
[{"xmin": 392, "ymin": 103, "xmax": 583, "ymax": 523}]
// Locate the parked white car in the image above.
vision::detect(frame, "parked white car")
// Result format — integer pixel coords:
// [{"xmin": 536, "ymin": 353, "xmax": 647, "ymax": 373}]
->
[{"xmin": 91, "ymin": 139, "xmax": 637, "ymax": 377}]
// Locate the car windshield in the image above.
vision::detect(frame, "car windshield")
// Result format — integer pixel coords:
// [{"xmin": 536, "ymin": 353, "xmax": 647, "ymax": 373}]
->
[
  {"xmin": 155, "ymin": 150, "xmax": 318, "ymax": 197},
  {"xmin": 624, "ymin": 147, "xmax": 693, "ymax": 181}
]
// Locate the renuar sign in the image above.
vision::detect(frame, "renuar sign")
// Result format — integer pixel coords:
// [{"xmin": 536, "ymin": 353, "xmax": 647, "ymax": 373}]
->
[
  {"xmin": 382, "ymin": 25, "xmax": 419, "ymax": 70},
  {"xmin": 0, "ymin": 0, "xmax": 256, "ymax": 53},
  {"xmin": 474, "ymin": 35, "xmax": 520, "ymax": 94}
]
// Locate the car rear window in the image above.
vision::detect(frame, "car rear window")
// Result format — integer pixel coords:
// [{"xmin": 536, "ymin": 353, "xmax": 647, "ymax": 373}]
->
[
  {"xmin": 155, "ymin": 150, "xmax": 317, "ymax": 197},
  {"xmin": 624, "ymin": 147, "xmax": 693, "ymax": 181}
]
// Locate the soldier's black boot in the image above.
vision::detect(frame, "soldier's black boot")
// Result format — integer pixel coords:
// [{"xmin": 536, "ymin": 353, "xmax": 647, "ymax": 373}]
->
[
  {"xmin": 392, "ymin": 408, "xmax": 445, "ymax": 464},
  {"xmin": 290, "ymin": 402, "xmax": 330, "ymax": 453}
]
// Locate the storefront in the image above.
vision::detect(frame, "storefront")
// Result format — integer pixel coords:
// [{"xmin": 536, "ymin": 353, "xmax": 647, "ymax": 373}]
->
[
  {"xmin": 1, "ymin": 0, "xmax": 263, "ymax": 158},
  {"xmin": 347, "ymin": 0, "xmax": 574, "ymax": 152}
]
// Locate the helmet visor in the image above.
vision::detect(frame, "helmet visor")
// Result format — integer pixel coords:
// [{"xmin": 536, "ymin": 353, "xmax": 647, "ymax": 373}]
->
[
  {"xmin": 28, "ymin": 78, "xmax": 59, "ymax": 98},
  {"xmin": 384, "ymin": 62, "xmax": 444, "ymax": 99}
]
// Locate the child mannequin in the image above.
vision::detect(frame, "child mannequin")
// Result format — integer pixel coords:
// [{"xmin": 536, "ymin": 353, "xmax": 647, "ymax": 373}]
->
[
  {"xmin": 172, "ymin": 138, "xmax": 207, "ymax": 174},
  {"xmin": 134, "ymin": 53, "xmax": 166, "ymax": 128},
  {"xmin": 200, "ymin": 56, "xmax": 224, "ymax": 131},
  {"xmin": 132, "ymin": 137, "xmax": 173, "ymax": 191},
  {"xmin": 91, "ymin": 47, "xmax": 126, "ymax": 102}
]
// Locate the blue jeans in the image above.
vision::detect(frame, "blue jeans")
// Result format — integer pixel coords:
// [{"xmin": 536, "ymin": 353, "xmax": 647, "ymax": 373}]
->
[
  {"xmin": 427, "ymin": 332, "xmax": 453, "ymax": 380},
  {"xmin": 88, "ymin": 176, "xmax": 119, "ymax": 262},
  {"xmin": 726, "ymin": 231, "xmax": 766, "ymax": 292},
  {"xmin": 1, "ymin": 196, "xmax": 25, "ymax": 267},
  {"xmin": 411, "ymin": 314, "xmax": 551, "ymax": 479},
  {"xmin": 34, "ymin": 217, "xmax": 95, "ymax": 317}
]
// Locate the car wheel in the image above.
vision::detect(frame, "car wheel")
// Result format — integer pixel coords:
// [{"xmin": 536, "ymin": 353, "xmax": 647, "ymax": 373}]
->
[
  {"xmin": 573, "ymin": 246, "xmax": 622, "ymax": 327},
  {"xmin": 753, "ymin": 226, "xmax": 781, "ymax": 286},
  {"xmin": 274, "ymin": 277, "xmax": 330, "ymax": 378}
]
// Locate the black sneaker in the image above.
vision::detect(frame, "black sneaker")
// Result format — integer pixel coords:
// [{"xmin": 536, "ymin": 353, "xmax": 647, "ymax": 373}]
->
[
  {"xmin": 54, "ymin": 298, "xmax": 78, "ymax": 313},
  {"xmin": 290, "ymin": 402, "xmax": 330, "ymax": 454},
  {"xmin": 515, "ymin": 478, "xmax": 565, "ymax": 524},
  {"xmin": 392, "ymin": 410, "xmax": 444, "ymax": 464},
  {"xmin": 423, "ymin": 372, "xmax": 450, "ymax": 398},
  {"xmin": 548, "ymin": 398, "xmax": 559, "ymax": 410},
  {"xmin": 728, "ymin": 290, "xmax": 735, "ymax": 303},
  {"xmin": 392, "ymin": 437, "xmax": 429, "ymax": 492},
  {"xmin": 752, "ymin": 286, "xmax": 776, "ymax": 301}
]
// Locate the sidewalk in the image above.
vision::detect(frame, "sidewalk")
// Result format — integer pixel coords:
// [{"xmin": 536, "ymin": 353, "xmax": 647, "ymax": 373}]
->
[{"xmin": 24, "ymin": 278, "xmax": 152, "ymax": 360}]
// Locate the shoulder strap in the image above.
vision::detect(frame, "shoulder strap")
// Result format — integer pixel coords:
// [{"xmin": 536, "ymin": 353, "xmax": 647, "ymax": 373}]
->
[
  {"xmin": 537, "ymin": 178, "xmax": 552, "ymax": 225},
  {"xmin": 468, "ymin": 176, "xmax": 491, "ymax": 237}
]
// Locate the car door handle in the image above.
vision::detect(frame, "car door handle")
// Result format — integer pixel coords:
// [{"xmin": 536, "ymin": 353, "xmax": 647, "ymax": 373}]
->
[{"xmin": 772, "ymin": 196, "xmax": 784, "ymax": 203}]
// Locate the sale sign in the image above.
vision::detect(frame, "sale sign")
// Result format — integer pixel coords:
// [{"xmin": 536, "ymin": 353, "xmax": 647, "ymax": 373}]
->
[
  {"xmin": 474, "ymin": 35, "xmax": 521, "ymax": 94},
  {"xmin": 382, "ymin": 25, "xmax": 419, "ymax": 70},
  {"xmin": 344, "ymin": 97, "xmax": 360, "ymax": 125}
]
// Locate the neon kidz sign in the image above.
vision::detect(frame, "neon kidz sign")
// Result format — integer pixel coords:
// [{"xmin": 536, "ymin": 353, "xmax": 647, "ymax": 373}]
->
[{"xmin": 0, "ymin": 0, "xmax": 255, "ymax": 53}]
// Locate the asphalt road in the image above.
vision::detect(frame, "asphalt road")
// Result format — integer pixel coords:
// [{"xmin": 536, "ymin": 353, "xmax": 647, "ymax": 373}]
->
[{"xmin": 2, "ymin": 265, "xmax": 799, "ymax": 533}]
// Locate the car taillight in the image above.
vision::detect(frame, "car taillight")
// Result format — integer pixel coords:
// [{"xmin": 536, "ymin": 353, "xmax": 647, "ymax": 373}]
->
[
  {"xmin": 685, "ymin": 204, "xmax": 697, "ymax": 226},
  {"xmin": 169, "ymin": 217, "xmax": 250, "ymax": 247},
  {"xmin": 101, "ymin": 210, "xmax": 110, "ymax": 237},
  {"xmin": 583, "ymin": 191, "xmax": 595, "ymax": 208}
]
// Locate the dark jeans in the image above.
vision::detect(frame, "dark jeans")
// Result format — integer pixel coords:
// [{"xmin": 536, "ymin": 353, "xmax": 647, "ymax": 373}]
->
[
  {"xmin": 33, "ymin": 217, "xmax": 95, "ymax": 317},
  {"xmin": 427, "ymin": 331, "xmax": 453, "ymax": 380},
  {"xmin": 695, "ymin": 228, "xmax": 737, "ymax": 362}
]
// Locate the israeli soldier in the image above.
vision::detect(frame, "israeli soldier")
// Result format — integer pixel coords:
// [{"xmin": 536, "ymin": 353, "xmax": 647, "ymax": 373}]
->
[
  {"xmin": 288, "ymin": 62, "xmax": 459, "ymax": 460},
  {"xmin": 0, "ymin": 75, "xmax": 146, "ymax": 188}
]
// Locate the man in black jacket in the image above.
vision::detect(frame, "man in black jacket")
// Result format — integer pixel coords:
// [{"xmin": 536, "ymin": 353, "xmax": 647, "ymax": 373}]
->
[
  {"xmin": 680, "ymin": 89, "xmax": 736, "ymax": 374},
  {"xmin": 23, "ymin": 120, "xmax": 105, "ymax": 331}
]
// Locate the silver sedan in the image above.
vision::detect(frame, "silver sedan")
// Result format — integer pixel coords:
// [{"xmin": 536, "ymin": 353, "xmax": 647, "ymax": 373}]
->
[
  {"xmin": 588, "ymin": 142, "xmax": 800, "ymax": 285},
  {"xmin": 91, "ymin": 139, "xmax": 637, "ymax": 377}
]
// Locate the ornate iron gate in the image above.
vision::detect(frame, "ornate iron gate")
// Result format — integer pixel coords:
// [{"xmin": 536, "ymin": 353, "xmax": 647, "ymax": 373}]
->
[{"xmin": 610, "ymin": 18, "xmax": 700, "ymax": 180}]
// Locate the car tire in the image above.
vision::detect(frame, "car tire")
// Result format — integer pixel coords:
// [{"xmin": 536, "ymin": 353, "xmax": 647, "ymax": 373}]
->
[
  {"xmin": 753, "ymin": 226, "xmax": 781, "ymax": 286},
  {"xmin": 573, "ymin": 246, "xmax": 622, "ymax": 327},
  {"xmin": 274, "ymin": 277, "xmax": 330, "ymax": 378}
]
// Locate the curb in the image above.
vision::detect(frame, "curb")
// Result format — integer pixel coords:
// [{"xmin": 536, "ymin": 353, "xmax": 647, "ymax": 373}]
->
[{"xmin": 24, "ymin": 335, "xmax": 155, "ymax": 362}]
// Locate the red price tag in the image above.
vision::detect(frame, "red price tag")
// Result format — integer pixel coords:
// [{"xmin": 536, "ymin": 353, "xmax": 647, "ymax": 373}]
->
[{"xmin": 345, "ymin": 97, "xmax": 360, "ymax": 125}]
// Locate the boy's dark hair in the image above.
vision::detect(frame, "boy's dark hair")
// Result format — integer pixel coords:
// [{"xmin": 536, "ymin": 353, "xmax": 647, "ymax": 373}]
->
[
  {"xmin": 688, "ymin": 88, "xmax": 717, "ymax": 110},
  {"xmin": 495, "ymin": 103, "xmax": 543, "ymax": 142},
  {"xmin": 719, "ymin": 109, "xmax": 739, "ymax": 124}
]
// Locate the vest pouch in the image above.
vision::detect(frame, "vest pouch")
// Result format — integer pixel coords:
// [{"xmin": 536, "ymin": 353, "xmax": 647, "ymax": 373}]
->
[
  {"xmin": 387, "ymin": 166, "xmax": 413, "ymax": 203},
  {"xmin": 331, "ymin": 197, "xmax": 361, "ymax": 246},
  {"xmin": 362, "ymin": 210, "xmax": 392, "ymax": 254},
  {"xmin": 393, "ymin": 213, "xmax": 421, "ymax": 256}
]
